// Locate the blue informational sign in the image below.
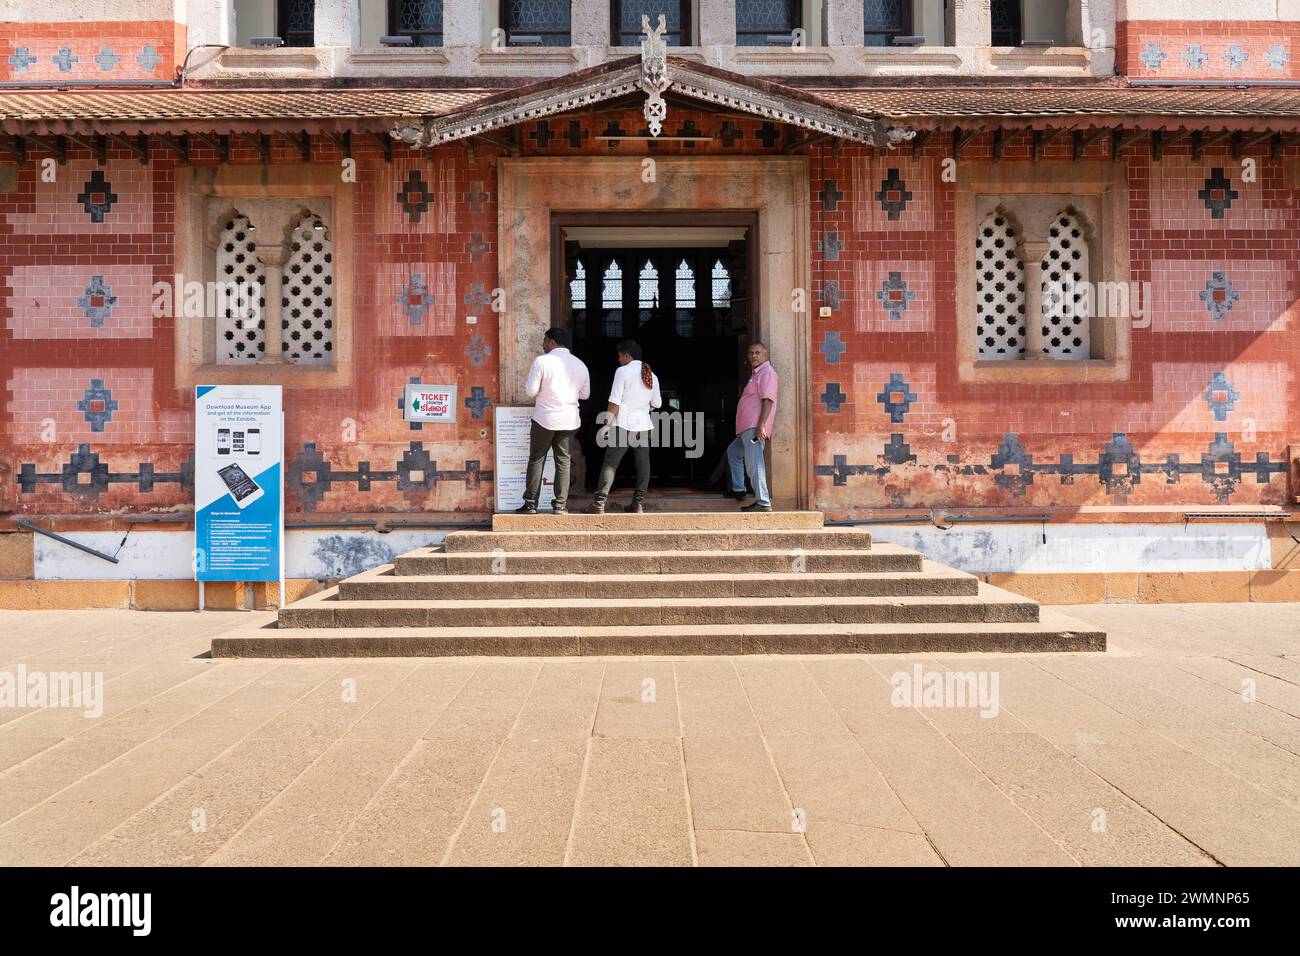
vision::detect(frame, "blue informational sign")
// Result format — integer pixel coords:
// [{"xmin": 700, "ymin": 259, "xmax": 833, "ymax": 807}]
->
[{"xmin": 194, "ymin": 385, "xmax": 284, "ymax": 583}]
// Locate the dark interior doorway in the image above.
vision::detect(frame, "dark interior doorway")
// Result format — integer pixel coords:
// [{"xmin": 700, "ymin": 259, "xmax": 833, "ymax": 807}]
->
[{"xmin": 551, "ymin": 215, "xmax": 757, "ymax": 493}]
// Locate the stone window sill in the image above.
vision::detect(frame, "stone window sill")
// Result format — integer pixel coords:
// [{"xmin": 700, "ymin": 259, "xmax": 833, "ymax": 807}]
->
[
  {"xmin": 186, "ymin": 361, "xmax": 351, "ymax": 390},
  {"xmin": 964, "ymin": 357, "xmax": 1129, "ymax": 384}
]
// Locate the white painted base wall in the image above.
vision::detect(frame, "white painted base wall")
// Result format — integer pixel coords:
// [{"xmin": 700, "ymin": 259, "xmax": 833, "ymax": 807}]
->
[
  {"xmin": 30, "ymin": 522, "xmax": 1273, "ymax": 580},
  {"xmin": 33, "ymin": 529, "xmax": 449, "ymax": 580},
  {"xmin": 866, "ymin": 522, "xmax": 1271, "ymax": 574}
]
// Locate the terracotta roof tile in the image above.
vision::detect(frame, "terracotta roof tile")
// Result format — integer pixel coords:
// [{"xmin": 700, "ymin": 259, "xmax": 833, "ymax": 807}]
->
[
  {"xmin": 0, "ymin": 89, "xmax": 495, "ymax": 133},
  {"xmin": 4, "ymin": 81, "xmax": 1300, "ymax": 137},
  {"xmin": 816, "ymin": 85, "xmax": 1300, "ymax": 121}
]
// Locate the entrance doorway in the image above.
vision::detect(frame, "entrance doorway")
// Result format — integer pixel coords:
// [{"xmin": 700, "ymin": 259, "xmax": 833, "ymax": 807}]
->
[{"xmin": 551, "ymin": 215, "xmax": 757, "ymax": 495}]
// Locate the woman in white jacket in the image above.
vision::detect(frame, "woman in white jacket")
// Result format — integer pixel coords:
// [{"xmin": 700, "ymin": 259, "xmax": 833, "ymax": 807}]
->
[{"xmin": 584, "ymin": 340, "xmax": 662, "ymax": 514}]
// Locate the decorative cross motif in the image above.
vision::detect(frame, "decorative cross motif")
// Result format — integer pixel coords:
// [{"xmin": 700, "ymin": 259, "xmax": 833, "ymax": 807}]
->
[
  {"xmin": 991, "ymin": 434, "xmax": 1035, "ymax": 498},
  {"xmin": 398, "ymin": 274, "xmax": 432, "ymax": 326},
  {"xmin": 466, "ymin": 181, "xmax": 489, "ymax": 212},
  {"xmin": 8, "ymin": 48, "xmax": 37, "ymax": 72},
  {"xmin": 820, "ymin": 232, "xmax": 843, "ymax": 261},
  {"xmin": 876, "ymin": 372, "xmax": 917, "ymax": 423},
  {"xmin": 819, "ymin": 382, "xmax": 847, "ymax": 413},
  {"xmin": 529, "ymin": 121, "xmax": 555, "ymax": 148},
  {"xmin": 1182, "ymin": 45, "xmax": 1208, "ymax": 69},
  {"xmin": 818, "ymin": 179, "xmax": 844, "ymax": 211},
  {"xmin": 639, "ymin": 14, "xmax": 671, "ymax": 137},
  {"xmin": 601, "ymin": 121, "xmax": 627, "ymax": 149},
  {"xmin": 1222, "ymin": 44, "xmax": 1248, "ymax": 69},
  {"xmin": 756, "ymin": 122, "xmax": 781, "ymax": 148},
  {"xmin": 1200, "ymin": 271, "xmax": 1240, "ymax": 322},
  {"xmin": 814, "ymin": 454, "xmax": 873, "ymax": 487},
  {"xmin": 463, "ymin": 283, "xmax": 491, "ymax": 309},
  {"xmin": 717, "ymin": 121, "xmax": 743, "ymax": 147},
  {"xmin": 1139, "ymin": 43, "xmax": 1166, "ymax": 69},
  {"xmin": 1204, "ymin": 371, "xmax": 1240, "ymax": 421},
  {"xmin": 1267, "ymin": 44, "xmax": 1290, "ymax": 70},
  {"xmin": 882, "ymin": 433, "xmax": 916, "ymax": 465},
  {"xmin": 77, "ymin": 171, "xmax": 118, "ymax": 223},
  {"xmin": 77, "ymin": 276, "xmax": 117, "ymax": 325},
  {"xmin": 396, "ymin": 170, "xmax": 433, "ymax": 224},
  {"xmin": 821, "ymin": 280, "xmax": 844, "ymax": 310},
  {"xmin": 876, "ymin": 168, "xmax": 913, "ymax": 220},
  {"xmin": 136, "ymin": 45, "xmax": 161, "ymax": 72},
  {"xmin": 466, "ymin": 233, "xmax": 490, "ymax": 262},
  {"xmin": 77, "ymin": 379, "xmax": 118, "ymax": 432},
  {"xmin": 876, "ymin": 271, "xmax": 916, "ymax": 321},
  {"xmin": 1198, "ymin": 168, "xmax": 1238, "ymax": 219},
  {"xmin": 1100, "ymin": 433, "xmax": 1141, "ymax": 496},
  {"xmin": 819, "ymin": 331, "xmax": 847, "ymax": 364},
  {"xmin": 464, "ymin": 386, "xmax": 493, "ymax": 420},
  {"xmin": 1203, "ymin": 433, "xmax": 1245, "ymax": 502},
  {"xmin": 674, "ymin": 119, "xmax": 702, "ymax": 148},
  {"xmin": 94, "ymin": 47, "xmax": 121, "ymax": 71},
  {"xmin": 465, "ymin": 334, "xmax": 492, "ymax": 366},
  {"xmin": 52, "ymin": 47, "xmax": 79, "ymax": 72},
  {"xmin": 564, "ymin": 120, "xmax": 589, "ymax": 149}
]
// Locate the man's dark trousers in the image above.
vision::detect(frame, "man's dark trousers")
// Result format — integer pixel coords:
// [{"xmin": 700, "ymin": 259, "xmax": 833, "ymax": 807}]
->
[{"xmin": 523, "ymin": 420, "xmax": 577, "ymax": 511}]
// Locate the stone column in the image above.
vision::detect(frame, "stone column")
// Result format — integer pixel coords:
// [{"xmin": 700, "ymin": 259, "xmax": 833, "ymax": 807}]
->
[
  {"xmin": 256, "ymin": 245, "xmax": 286, "ymax": 364},
  {"xmin": 571, "ymin": 0, "xmax": 608, "ymax": 46},
  {"xmin": 947, "ymin": 0, "xmax": 991, "ymax": 47},
  {"xmin": 824, "ymin": 0, "xmax": 864, "ymax": 46},
  {"xmin": 1022, "ymin": 239, "xmax": 1049, "ymax": 358},
  {"xmin": 442, "ymin": 0, "xmax": 483, "ymax": 47},
  {"xmin": 314, "ymin": 0, "xmax": 360, "ymax": 47},
  {"xmin": 698, "ymin": 0, "xmax": 735, "ymax": 47}
]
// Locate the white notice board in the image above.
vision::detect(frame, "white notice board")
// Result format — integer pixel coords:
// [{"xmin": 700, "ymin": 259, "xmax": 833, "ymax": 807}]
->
[{"xmin": 494, "ymin": 406, "xmax": 555, "ymax": 511}]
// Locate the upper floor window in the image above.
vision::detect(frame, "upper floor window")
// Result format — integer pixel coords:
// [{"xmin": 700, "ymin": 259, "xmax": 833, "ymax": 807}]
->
[
  {"xmin": 991, "ymin": 0, "xmax": 1022, "ymax": 46},
  {"xmin": 278, "ymin": 0, "xmax": 315, "ymax": 47},
  {"xmin": 612, "ymin": 1, "xmax": 690, "ymax": 46},
  {"xmin": 864, "ymin": 0, "xmax": 912, "ymax": 47},
  {"xmin": 502, "ymin": 0, "xmax": 572, "ymax": 46},
  {"xmin": 389, "ymin": 0, "xmax": 444, "ymax": 47},
  {"xmin": 735, "ymin": 0, "xmax": 800, "ymax": 47}
]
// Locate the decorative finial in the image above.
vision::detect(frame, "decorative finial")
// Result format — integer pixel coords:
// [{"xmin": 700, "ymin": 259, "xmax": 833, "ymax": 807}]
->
[{"xmin": 639, "ymin": 14, "xmax": 670, "ymax": 137}]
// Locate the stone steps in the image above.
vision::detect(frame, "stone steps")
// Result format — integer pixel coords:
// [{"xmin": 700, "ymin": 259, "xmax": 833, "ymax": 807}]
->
[
  {"xmin": 212, "ymin": 611, "xmax": 1106, "ymax": 658},
  {"xmin": 491, "ymin": 511, "xmax": 825, "ymax": 531},
  {"xmin": 280, "ymin": 582, "xmax": 1037, "ymax": 628},
  {"xmin": 441, "ymin": 527, "xmax": 876, "ymax": 553},
  {"xmin": 393, "ymin": 545, "xmax": 923, "ymax": 575},
  {"xmin": 337, "ymin": 562, "xmax": 981, "ymax": 600},
  {"xmin": 211, "ymin": 510, "xmax": 1106, "ymax": 657}
]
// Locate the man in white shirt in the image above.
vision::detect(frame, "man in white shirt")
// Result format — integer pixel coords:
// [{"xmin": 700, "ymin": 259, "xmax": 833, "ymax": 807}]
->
[
  {"xmin": 583, "ymin": 340, "xmax": 661, "ymax": 514},
  {"xmin": 519, "ymin": 326, "xmax": 590, "ymax": 515}
]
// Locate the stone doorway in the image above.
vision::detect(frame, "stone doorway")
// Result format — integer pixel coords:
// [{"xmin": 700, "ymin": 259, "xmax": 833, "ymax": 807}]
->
[{"xmin": 498, "ymin": 156, "xmax": 812, "ymax": 508}]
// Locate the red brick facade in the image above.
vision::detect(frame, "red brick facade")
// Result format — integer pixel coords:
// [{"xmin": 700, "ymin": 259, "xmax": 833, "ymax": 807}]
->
[{"xmin": 1, "ymin": 105, "xmax": 1296, "ymax": 518}]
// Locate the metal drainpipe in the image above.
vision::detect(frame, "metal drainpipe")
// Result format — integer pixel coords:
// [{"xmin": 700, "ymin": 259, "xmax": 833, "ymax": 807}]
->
[{"xmin": 16, "ymin": 520, "xmax": 119, "ymax": 564}]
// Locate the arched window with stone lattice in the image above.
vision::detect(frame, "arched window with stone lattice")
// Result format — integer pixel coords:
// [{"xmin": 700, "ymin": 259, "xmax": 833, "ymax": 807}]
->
[
  {"xmin": 215, "ymin": 213, "xmax": 267, "ymax": 365},
  {"xmin": 1039, "ymin": 209, "xmax": 1091, "ymax": 360},
  {"xmin": 975, "ymin": 210, "xmax": 1026, "ymax": 359},
  {"xmin": 281, "ymin": 214, "xmax": 334, "ymax": 365}
]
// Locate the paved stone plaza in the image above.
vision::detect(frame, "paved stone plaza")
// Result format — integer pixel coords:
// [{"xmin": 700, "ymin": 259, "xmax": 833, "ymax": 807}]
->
[{"xmin": 0, "ymin": 603, "xmax": 1298, "ymax": 866}]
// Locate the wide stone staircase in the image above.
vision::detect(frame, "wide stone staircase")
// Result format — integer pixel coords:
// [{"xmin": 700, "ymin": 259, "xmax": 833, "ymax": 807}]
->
[{"xmin": 211, "ymin": 512, "xmax": 1105, "ymax": 657}]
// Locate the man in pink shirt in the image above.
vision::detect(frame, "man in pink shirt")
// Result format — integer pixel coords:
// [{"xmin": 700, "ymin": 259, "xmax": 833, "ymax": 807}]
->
[{"xmin": 727, "ymin": 342, "xmax": 779, "ymax": 512}]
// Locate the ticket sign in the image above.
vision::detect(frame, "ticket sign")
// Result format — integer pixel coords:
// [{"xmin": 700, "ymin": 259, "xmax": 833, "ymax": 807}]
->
[
  {"xmin": 404, "ymin": 384, "xmax": 457, "ymax": 423},
  {"xmin": 194, "ymin": 385, "xmax": 284, "ymax": 583}
]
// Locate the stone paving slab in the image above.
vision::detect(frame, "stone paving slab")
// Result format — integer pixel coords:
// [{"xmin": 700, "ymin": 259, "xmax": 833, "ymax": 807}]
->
[{"xmin": 0, "ymin": 604, "xmax": 1298, "ymax": 865}]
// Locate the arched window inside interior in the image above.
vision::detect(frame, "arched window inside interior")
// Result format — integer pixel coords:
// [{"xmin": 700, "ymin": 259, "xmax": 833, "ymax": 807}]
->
[{"xmin": 711, "ymin": 259, "xmax": 732, "ymax": 310}]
